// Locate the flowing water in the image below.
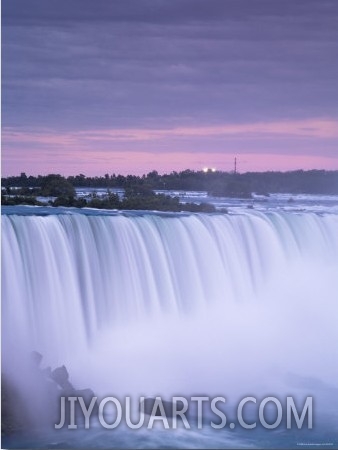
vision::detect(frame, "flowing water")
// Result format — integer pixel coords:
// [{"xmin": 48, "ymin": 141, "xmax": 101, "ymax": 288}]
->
[{"xmin": 2, "ymin": 207, "xmax": 338, "ymax": 448}]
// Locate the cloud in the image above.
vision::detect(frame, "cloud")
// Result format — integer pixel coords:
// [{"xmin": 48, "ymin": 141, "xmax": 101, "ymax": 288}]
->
[
  {"xmin": 2, "ymin": 0, "xmax": 338, "ymax": 175},
  {"xmin": 3, "ymin": 0, "xmax": 338, "ymax": 130},
  {"xmin": 3, "ymin": 118, "xmax": 338, "ymax": 145},
  {"xmin": 3, "ymin": 149, "xmax": 338, "ymax": 178},
  {"xmin": 3, "ymin": 0, "xmax": 337, "ymax": 27},
  {"xmin": 3, "ymin": 118, "xmax": 338, "ymax": 172}
]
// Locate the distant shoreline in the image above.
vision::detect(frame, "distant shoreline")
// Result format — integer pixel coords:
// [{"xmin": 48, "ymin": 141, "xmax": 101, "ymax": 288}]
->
[{"xmin": 2, "ymin": 169, "xmax": 338, "ymax": 197}]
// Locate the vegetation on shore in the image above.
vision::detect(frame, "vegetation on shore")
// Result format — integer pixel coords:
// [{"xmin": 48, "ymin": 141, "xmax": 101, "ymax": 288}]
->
[
  {"xmin": 3, "ymin": 169, "xmax": 338, "ymax": 196},
  {"xmin": 1, "ymin": 175, "xmax": 216, "ymax": 212},
  {"xmin": 2, "ymin": 169, "xmax": 338, "ymax": 212}
]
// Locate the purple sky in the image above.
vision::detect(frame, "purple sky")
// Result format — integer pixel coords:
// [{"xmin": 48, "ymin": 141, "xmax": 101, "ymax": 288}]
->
[{"xmin": 2, "ymin": 0, "xmax": 338, "ymax": 176}]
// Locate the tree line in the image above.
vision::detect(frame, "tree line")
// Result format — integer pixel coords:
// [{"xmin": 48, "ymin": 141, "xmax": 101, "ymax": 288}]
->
[{"xmin": 2, "ymin": 170, "xmax": 338, "ymax": 196}]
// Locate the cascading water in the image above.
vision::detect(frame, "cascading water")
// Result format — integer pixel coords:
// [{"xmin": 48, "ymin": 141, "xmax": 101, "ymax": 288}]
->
[{"xmin": 2, "ymin": 210, "xmax": 338, "ymax": 446}]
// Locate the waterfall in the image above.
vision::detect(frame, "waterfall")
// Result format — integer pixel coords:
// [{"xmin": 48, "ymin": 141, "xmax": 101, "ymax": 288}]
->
[{"xmin": 2, "ymin": 211, "xmax": 338, "ymax": 404}]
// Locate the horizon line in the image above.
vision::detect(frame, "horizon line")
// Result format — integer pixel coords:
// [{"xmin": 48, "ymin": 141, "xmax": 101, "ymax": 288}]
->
[{"xmin": 2, "ymin": 168, "xmax": 338, "ymax": 179}]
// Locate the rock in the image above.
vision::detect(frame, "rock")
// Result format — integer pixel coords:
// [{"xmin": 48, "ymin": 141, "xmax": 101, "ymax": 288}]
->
[
  {"xmin": 2, "ymin": 353, "xmax": 97, "ymax": 435},
  {"xmin": 50, "ymin": 365, "xmax": 74, "ymax": 390},
  {"xmin": 1, "ymin": 376, "xmax": 30, "ymax": 436}
]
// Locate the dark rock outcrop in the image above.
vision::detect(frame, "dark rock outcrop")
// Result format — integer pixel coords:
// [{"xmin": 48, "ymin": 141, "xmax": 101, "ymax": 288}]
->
[
  {"xmin": 51, "ymin": 365, "xmax": 74, "ymax": 391},
  {"xmin": 2, "ymin": 352, "xmax": 97, "ymax": 436}
]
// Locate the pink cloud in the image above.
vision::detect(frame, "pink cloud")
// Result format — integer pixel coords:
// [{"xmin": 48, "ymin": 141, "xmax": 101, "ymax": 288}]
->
[
  {"xmin": 2, "ymin": 118, "xmax": 338, "ymax": 176},
  {"xmin": 3, "ymin": 118, "xmax": 338, "ymax": 147},
  {"xmin": 2, "ymin": 150, "xmax": 338, "ymax": 177}
]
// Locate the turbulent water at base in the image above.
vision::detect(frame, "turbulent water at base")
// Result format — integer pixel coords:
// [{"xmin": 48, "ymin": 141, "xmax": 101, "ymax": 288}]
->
[{"xmin": 2, "ymin": 210, "xmax": 338, "ymax": 448}]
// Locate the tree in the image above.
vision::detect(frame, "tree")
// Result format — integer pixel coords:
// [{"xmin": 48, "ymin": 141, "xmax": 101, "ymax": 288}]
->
[{"xmin": 40, "ymin": 174, "xmax": 75, "ymax": 197}]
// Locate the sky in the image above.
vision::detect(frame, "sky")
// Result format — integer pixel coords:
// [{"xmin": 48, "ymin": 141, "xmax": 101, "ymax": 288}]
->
[{"xmin": 2, "ymin": 0, "xmax": 338, "ymax": 176}]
